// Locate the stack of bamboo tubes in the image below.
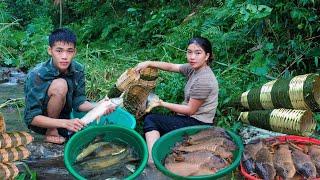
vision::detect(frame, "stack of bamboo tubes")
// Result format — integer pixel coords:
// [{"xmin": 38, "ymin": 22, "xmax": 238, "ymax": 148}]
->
[
  {"xmin": 0, "ymin": 113, "xmax": 33, "ymax": 179},
  {"xmin": 235, "ymin": 73, "xmax": 319, "ymax": 136}
]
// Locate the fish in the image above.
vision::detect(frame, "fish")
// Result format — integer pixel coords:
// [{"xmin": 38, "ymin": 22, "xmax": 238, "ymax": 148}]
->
[
  {"xmin": 273, "ymin": 144, "xmax": 296, "ymax": 179},
  {"xmin": 291, "ymin": 147, "xmax": 317, "ymax": 178},
  {"xmin": 185, "ymin": 127, "xmax": 231, "ymax": 143},
  {"xmin": 172, "ymin": 151, "xmax": 224, "ymax": 164},
  {"xmin": 75, "ymin": 141, "xmax": 109, "ymax": 162},
  {"xmin": 165, "ymin": 162, "xmax": 203, "ymax": 176},
  {"xmin": 255, "ymin": 147, "xmax": 276, "ymax": 180},
  {"xmin": 174, "ymin": 142, "xmax": 232, "ymax": 159},
  {"xmin": 242, "ymin": 139, "xmax": 264, "ymax": 175},
  {"xmin": 79, "ymin": 148, "xmax": 130, "ymax": 171},
  {"xmin": 184, "ymin": 137, "xmax": 236, "ymax": 151},
  {"xmin": 307, "ymin": 145, "xmax": 320, "ymax": 177},
  {"xmin": 81, "ymin": 100, "xmax": 117, "ymax": 125},
  {"xmin": 93, "ymin": 143, "xmax": 127, "ymax": 158}
]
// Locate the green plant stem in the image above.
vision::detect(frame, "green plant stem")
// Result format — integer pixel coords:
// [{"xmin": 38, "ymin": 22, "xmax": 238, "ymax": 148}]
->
[
  {"xmin": 0, "ymin": 98, "xmax": 24, "ymax": 109},
  {"xmin": 216, "ymin": 61, "xmax": 276, "ymax": 80},
  {"xmin": 0, "ymin": 19, "xmax": 20, "ymax": 33}
]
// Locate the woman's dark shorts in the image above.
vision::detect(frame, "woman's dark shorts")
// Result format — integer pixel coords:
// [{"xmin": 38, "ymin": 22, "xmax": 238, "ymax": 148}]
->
[{"xmin": 143, "ymin": 113, "xmax": 212, "ymax": 135}]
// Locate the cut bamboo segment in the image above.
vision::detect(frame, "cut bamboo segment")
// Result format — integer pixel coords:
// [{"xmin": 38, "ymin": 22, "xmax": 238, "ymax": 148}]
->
[
  {"xmin": 0, "ymin": 132, "xmax": 33, "ymax": 149},
  {"xmin": 107, "ymin": 67, "xmax": 158, "ymax": 99},
  {"xmin": 239, "ymin": 108, "xmax": 316, "ymax": 136},
  {"xmin": 123, "ymin": 84, "xmax": 151, "ymax": 119},
  {"xmin": 237, "ymin": 73, "xmax": 320, "ymax": 111},
  {"xmin": 0, "ymin": 113, "xmax": 5, "ymax": 133},
  {"xmin": 0, "ymin": 162, "xmax": 19, "ymax": 179},
  {"xmin": 0, "ymin": 146, "xmax": 30, "ymax": 163}
]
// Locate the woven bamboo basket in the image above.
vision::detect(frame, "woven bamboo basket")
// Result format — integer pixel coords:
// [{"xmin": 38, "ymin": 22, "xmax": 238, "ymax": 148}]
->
[
  {"xmin": 0, "ymin": 113, "xmax": 5, "ymax": 133},
  {"xmin": 236, "ymin": 73, "xmax": 320, "ymax": 111},
  {"xmin": 0, "ymin": 162, "xmax": 19, "ymax": 179},
  {"xmin": 239, "ymin": 108, "xmax": 316, "ymax": 136},
  {"xmin": 123, "ymin": 84, "xmax": 151, "ymax": 119},
  {"xmin": 107, "ymin": 67, "xmax": 158, "ymax": 98},
  {"xmin": 0, "ymin": 146, "xmax": 30, "ymax": 163},
  {"xmin": 0, "ymin": 131, "xmax": 33, "ymax": 149}
]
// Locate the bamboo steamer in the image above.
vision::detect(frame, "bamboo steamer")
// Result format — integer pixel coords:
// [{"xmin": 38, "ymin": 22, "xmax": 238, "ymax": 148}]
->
[
  {"xmin": 0, "ymin": 113, "xmax": 5, "ymax": 133},
  {"xmin": 239, "ymin": 108, "xmax": 316, "ymax": 136},
  {"xmin": 0, "ymin": 146, "xmax": 30, "ymax": 163},
  {"xmin": 237, "ymin": 73, "xmax": 320, "ymax": 111},
  {"xmin": 0, "ymin": 131, "xmax": 33, "ymax": 149},
  {"xmin": 0, "ymin": 162, "xmax": 19, "ymax": 179}
]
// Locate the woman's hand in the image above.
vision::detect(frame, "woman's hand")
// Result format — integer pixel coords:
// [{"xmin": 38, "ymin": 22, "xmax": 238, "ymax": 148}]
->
[
  {"xmin": 145, "ymin": 99, "xmax": 163, "ymax": 113},
  {"xmin": 134, "ymin": 61, "xmax": 151, "ymax": 74}
]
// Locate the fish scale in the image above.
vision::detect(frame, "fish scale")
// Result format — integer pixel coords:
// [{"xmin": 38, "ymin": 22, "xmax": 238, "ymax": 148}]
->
[
  {"xmin": 273, "ymin": 144, "xmax": 296, "ymax": 179},
  {"xmin": 308, "ymin": 145, "xmax": 320, "ymax": 176},
  {"xmin": 255, "ymin": 147, "xmax": 276, "ymax": 180},
  {"xmin": 291, "ymin": 148, "xmax": 317, "ymax": 178}
]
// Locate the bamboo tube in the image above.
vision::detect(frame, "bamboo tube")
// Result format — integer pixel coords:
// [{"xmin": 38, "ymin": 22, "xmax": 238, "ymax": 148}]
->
[
  {"xmin": 0, "ymin": 146, "xmax": 30, "ymax": 163},
  {"xmin": 237, "ymin": 73, "xmax": 320, "ymax": 111},
  {"xmin": 239, "ymin": 108, "xmax": 316, "ymax": 136},
  {"xmin": 0, "ymin": 132, "xmax": 33, "ymax": 149},
  {"xmin": 0, "ymin": 163, "xmax": 19, "ymax": 179},
  {"xmin": 123, "ymin": 84, "xmax": 151, "ymax": 118},
  {"xmin": 0, "ymin": 113, "xmax": 5, "ymax": 133},
  {"xmin": 108, "ymin": 67, "xmax": 158, "ymax": 98}
]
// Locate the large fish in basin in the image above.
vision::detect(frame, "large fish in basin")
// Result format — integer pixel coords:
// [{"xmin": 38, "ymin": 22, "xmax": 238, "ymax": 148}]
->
[
  {"xmin": 291, "ymin": 146, "xmax": 317, "ymax": 179},
  {"xmin": 242, "ymin": 139, "xmax": 264, "ymax": 175},
  {"xmin": 255, "ymin": 146, "xmax": 276, "ymax": 180},
  {"xmin": 174, "ymin": 140, "xmax": 233, "ymax": 159},
  {"xmin": 307, "ymin": 144, "xmax": 320, "ymax": 176},
  {"xmin": 184, "ymin": 127, "xmax": 231, "ymax": 143},
  {"xmin": 273, "ymin": 144, "xmax": 296, "ymax": 179}
]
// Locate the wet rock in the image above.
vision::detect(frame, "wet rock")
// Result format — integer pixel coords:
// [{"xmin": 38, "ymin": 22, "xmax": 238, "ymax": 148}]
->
[
  {"xmin": 0, "ymin": 67, "xmax": 26, "ymax": 85},
  {"xmin": 26, "ymin": 141, "xmax": 64, "ymax": 160}
]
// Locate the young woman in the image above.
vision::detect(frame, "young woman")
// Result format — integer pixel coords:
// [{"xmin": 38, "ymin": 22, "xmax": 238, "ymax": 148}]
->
[{"xmin": 134, "ymin": 37, "xmax": 219, "ymax": 164}]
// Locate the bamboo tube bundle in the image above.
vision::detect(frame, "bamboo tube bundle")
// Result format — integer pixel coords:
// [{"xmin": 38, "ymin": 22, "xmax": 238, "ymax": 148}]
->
[
  {"xmin": 0, "ymin": 132, "xmax": 33, "ymax": 149},
  {"xmin": 0, "ymin": 162, "xmax": 19, "ymax": 179},
  {"xmin": 236, "ymin": 73, "xmax": 320, "ymax": 111},
  {"xmin": 239, "ymin": 108, "xmax": 316, "ymax": 136},
  {"xmin": 0, "ymin": 113, "xmax": 5, "ymax": 133},
  {"xmin": 108, "ymin": 67, "xmax": 158, "ymax": 98},
  {"xmin": 0, "ymin": 146, "xmax": 30, "ymax": 163}
]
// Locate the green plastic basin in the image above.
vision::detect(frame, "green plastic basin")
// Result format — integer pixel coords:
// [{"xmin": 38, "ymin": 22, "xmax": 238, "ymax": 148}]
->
[
  {"xmin": 64, "ymin": 125, "xmax": 148, "ymax": 180},
  {"xmin": 152, "ymin": 125, "xmax": 244, "ymax": 180},
  {"xmin": 70, "ymin": 107, "xmax": 136, "ymax": 129}
]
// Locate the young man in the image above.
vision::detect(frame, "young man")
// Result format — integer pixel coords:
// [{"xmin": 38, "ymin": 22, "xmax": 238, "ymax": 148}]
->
[{"xmin": 24, "ymin": 28, "xmax": 115, "ymax": 144}]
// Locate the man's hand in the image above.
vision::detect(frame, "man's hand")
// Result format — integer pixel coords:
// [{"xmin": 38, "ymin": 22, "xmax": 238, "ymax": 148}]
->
[
  {"xmin": 62, "ymin": 118, "xmax": 85, "ymax": 132},
  {"xmin": 103, "ymin": 100, "xmax": 117, "ymax": 115}
]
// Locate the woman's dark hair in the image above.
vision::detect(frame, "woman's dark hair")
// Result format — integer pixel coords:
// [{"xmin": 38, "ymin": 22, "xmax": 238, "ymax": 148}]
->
[
  {"xmin": 49, "ymin": 28, "xmax": 77, "ymax": 47},
  {"xmin": 188, "ymin": 37, "xmax": 213, "ymax": 64}
]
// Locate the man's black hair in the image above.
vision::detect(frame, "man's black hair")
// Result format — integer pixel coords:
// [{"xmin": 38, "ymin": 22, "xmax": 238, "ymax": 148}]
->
[{"xmin": 49, "ymin": 28, "xmax": 77, "ymax": 47}]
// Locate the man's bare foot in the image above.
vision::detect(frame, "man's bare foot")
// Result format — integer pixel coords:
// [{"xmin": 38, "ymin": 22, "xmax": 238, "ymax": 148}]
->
[
  {"xmin": 45, "ymin": 128, "xmax": 65, "ymax": 144},
  {"xmin": 44, "ymin": 135, "xmax": 65, "ymax": 144}
]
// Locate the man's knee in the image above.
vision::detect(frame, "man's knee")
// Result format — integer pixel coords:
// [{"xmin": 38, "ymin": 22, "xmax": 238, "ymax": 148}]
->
[{"xmin": 48, "ymin": 78, "xmax": 68, "ymax": 97}]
